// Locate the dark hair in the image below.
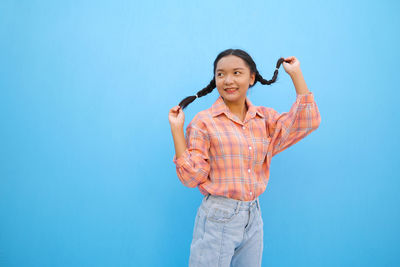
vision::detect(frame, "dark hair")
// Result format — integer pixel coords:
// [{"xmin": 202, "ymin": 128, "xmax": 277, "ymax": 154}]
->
[{"xmin": 178, "ymin": 48, "xmax": 285, "ymax": 109}]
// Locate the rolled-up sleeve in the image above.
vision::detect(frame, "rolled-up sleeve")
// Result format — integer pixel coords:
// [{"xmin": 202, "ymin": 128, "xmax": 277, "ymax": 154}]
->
[
  {"xmin": 266, "ymin": 92, "xmax": 321, "ymax": 157},
  {"xmin": 172, "ymin": 120, "xmax": 210, "ymax": 188}
]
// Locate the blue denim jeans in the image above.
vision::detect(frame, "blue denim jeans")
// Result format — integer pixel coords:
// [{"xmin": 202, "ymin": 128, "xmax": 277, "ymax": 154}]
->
[{"xmin": 189, "ymin": 194, "xmax": 263, "ymax": 267}]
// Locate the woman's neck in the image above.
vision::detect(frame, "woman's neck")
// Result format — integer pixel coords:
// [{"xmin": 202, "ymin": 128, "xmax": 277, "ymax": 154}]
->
[{"xmin": 223, "ymin": 97, "xmax": 248, "ymax": 121}]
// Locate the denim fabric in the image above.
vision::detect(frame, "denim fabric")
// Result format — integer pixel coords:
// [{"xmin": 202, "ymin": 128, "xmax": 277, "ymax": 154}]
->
[{"xmin": 189, "ymin": 194, "xmax": 263, "ymax": 267}]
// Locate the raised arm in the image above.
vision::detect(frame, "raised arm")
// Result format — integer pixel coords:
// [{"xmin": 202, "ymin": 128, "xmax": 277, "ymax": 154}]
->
[
  {"xmin": 169, "ymin": 106, "xmax": 210, "ymax": 188},
  {"xmin": 282, "ymin": 56, "xmax": 310, "ymax": 95},
  {"xmin": 266, "ymin": 93, "xmax": 321, "ymax": 157},
  {"xmin": 266, "ymin": 56, "xmax": 321, "ymax": 156}
]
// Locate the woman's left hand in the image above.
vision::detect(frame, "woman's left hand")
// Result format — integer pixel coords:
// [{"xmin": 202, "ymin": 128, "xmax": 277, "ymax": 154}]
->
[{"xmin": 282, "ymin": 56, "xmax": 301, "ymax": 76}]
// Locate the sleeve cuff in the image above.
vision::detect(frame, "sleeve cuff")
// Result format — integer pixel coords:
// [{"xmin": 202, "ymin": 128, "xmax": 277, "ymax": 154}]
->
[
  {"xmin": 173, "ymin": 149, "xmax": 190, "ymax": 167},
  {"xmin": 296, "ymin": 91, "xmax": 315, "ymax": 103}
]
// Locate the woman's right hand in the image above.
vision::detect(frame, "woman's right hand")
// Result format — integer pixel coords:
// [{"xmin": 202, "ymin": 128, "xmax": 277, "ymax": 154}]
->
[{"xmin": 168, "ymin": 105, "xmax": 185, "ymax": 129}]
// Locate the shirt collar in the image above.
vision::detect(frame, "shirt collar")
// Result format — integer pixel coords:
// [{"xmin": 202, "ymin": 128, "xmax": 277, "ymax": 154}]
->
[{"xmin": 211, "ymin": 95, "xmax": 264, "ymax": 119}]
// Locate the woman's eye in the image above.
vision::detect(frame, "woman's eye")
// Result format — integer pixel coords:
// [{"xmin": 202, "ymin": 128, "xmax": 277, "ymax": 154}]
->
[{"xmin": 216, "ymin": 72, "xmax": 240, "ymax": 77}]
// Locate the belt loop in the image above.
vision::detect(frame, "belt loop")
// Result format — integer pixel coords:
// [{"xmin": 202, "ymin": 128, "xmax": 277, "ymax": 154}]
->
[
  {"xmin": 235, "ymin": 200, "xmax": 241, "ymax": 214},
  {"xmin": 206, "ymin": 194, "xmax": 210, "ymax": 201},
  {"xmin": 256, "ymin": 198, "xmax": 260, "ymax": 210}
]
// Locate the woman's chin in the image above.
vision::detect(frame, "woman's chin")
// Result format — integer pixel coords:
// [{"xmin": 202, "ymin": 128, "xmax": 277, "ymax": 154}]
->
[{"xmin": 223, "ymin": 93, "xmax": 242, "ymax": 102}]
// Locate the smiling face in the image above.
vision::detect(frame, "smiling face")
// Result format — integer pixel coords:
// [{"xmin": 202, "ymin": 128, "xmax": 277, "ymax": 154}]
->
[{"xmin": 215, "ymin": 55, "xmax": 255, "ymax": 105}]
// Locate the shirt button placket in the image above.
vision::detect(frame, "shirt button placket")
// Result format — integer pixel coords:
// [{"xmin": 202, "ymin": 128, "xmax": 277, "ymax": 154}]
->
[{"xmin": 243, "ymin": 124, "xmax": 252, "ymax": 194}]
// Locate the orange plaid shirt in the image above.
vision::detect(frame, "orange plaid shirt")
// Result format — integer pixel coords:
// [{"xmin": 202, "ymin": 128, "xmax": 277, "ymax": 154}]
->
[{"xmin": 173, "ymin": 92, "xmax": 321, "ymax": 201}]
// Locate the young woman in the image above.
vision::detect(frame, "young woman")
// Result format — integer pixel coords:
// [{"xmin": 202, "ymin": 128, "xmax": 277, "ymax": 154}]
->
[{"xmin": 168, "ymin": 48, "xmax": 321, "ymax": 267}]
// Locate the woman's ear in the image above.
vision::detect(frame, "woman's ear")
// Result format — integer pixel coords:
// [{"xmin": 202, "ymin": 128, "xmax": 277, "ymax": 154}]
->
[{"xmin": 250, "ymin": 72, "xmax": 256, "ymax": 85}]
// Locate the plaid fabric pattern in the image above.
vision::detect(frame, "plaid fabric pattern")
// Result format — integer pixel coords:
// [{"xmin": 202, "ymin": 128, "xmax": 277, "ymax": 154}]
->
[{"xmin": 173, "ymin": 92, "xmax": 321, "ymax": 201}]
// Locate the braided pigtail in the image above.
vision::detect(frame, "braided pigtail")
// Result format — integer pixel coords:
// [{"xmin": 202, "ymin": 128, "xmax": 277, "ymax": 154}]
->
[
  {"xmin": 178, "ymin": 79, "xmax": 216, "ymax": 110},
  {"xmin": 254, "ymin": 57, "xmax": 285, "ymax": 86}
]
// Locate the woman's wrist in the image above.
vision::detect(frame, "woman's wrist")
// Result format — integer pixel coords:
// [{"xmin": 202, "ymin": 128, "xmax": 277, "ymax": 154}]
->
[
  {"xmin": 289, "ymin": 69, "xmax": 302, "ymax": 80},
  {"xmin": 290, "ymin": 70, "xmax": 310, "ymax": 95},
  {"xmin": 171, "ymin": 126, "xmax": 187, "ymax": 159},
  {"xmin": 171, "ymin": 124, "xmax": 184, "ymax": 133}
]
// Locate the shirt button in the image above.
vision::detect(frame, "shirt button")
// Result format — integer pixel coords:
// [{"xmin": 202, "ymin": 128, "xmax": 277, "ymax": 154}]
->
[
  {"xmin": 242, "ymin": 126, "xmax": 245, "ymax": 129},
  {"xmin": 248, "ymin": 169, "xmax": 251, "ymax": 173},
  {"xmin": 250, "ymin": 192, "xmax": 253, "ymax": 195},
  {"xmin": 249, "ymin": 146, "xmax": 252, "ymax": 150}
]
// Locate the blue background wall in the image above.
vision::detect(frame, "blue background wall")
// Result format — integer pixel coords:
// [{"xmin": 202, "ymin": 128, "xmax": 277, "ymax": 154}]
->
[{"xmin": 1, "ymin": 0, "xmax": 399, "ymax": 266}]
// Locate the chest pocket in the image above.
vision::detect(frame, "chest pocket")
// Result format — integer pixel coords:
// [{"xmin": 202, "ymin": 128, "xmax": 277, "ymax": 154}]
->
[
  {"xmin": 253, "ymin": 137, "xmax": 270, "ymax": 164},
  {"xmin": 208, "ymin": 130, "xmax": 238, "ymax": 158}
]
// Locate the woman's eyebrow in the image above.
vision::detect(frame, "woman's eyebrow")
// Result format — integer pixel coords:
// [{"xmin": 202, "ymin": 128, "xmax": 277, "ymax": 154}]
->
[{"xmin": 216, "ymin": 67, "xmax": 245, "ymax": 72}]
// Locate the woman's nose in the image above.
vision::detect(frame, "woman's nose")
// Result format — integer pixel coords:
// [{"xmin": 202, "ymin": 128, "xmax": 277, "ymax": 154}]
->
[{"xmin": 224, "ymin": 74, "xmax": 234, "ymax": 84}]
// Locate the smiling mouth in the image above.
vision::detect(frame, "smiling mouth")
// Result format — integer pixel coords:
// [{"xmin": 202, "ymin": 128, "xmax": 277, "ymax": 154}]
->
[{"xmin": 224, "ymin": 88, "xmax": 238, "ymax": 92}]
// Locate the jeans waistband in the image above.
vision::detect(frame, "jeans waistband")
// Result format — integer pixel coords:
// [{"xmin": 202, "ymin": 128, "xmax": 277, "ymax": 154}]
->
[{"xmin": 203, "ymin": 194, "xmax": 260, "ymax": 212}]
